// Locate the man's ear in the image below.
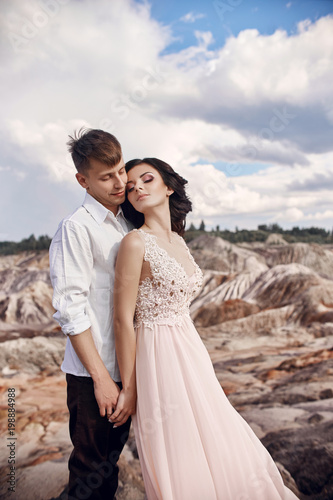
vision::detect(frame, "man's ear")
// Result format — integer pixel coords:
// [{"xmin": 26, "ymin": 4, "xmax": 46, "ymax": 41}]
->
[{"xmin": 76, "ymin": 172, "xmax": 89, "ymax": 189}]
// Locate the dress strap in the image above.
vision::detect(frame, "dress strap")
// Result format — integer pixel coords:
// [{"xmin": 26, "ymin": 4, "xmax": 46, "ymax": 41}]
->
[
  {"xmin": 131, "ymin": 228, "xmax": 148, "ymax": 244},
  {"xmin": 131, "ymin": 228, "xmax": 156, "ymax": 265}
]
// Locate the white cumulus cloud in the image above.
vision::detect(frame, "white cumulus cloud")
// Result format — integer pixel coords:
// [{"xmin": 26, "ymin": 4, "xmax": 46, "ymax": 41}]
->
[{"xmin": 1, "ymin": 0, "xmax": 333, "ymax": 239}]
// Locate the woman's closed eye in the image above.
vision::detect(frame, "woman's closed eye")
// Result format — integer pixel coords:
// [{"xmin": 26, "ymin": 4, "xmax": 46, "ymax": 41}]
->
[
  {"xmin": 126, "ymin": 174, "xmax": 154, "ymax": 192},
  {"xmin": 142, "ymin": 174, "xmax": 154, "ymax": 183}
]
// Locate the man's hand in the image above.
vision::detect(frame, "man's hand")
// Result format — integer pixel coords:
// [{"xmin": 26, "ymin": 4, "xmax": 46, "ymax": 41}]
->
[
  {"xmin": 68, "ymin": 329, "xmax": 121, "ymax": 418},
  {"xmin": 93, "ymin": 375, "xmax": 121, "ymax": 418},
  {"xmin": 109, "ymin": 388, "xmax": 136, "ymax": 427}
]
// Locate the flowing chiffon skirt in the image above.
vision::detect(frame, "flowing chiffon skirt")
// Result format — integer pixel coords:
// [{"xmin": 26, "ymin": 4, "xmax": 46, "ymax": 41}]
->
[{"xmin": 132, "ymin": 316, "xmax": 298, "ymax": 500}]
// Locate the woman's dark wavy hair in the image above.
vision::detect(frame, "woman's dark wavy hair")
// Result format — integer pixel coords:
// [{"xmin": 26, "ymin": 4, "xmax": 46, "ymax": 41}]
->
[{"xmin": 122, "ymin": 158, "xmax": 192, "ymax": 236}]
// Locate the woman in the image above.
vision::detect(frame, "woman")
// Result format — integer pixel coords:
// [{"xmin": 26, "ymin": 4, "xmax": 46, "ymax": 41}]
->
[{"xmin": 111, "ymin": 158, "xmax": 298, "ymax": 500}]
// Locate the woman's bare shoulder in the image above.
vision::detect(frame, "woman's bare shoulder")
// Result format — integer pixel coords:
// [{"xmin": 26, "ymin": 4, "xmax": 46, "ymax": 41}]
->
[{"xmin": 120, "ymin": 229, "xmax": 145, "ymax": 252}]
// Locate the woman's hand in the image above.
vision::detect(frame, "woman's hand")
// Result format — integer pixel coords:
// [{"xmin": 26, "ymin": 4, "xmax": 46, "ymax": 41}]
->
[{"xmin": 109, "ymin": 388, "xmax": 137, "ymax": 427}]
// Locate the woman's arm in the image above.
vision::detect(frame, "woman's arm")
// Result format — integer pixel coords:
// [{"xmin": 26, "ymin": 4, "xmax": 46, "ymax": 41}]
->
[{"xmin": 110, "ymin": 231, "xmax": 144, "ymax": 426}]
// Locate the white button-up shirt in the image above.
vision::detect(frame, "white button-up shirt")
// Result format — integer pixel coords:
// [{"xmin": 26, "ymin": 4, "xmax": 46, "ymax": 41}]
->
[{"xmin": 49, "ymin": 192, "xmax": 132, "ymax": 381}]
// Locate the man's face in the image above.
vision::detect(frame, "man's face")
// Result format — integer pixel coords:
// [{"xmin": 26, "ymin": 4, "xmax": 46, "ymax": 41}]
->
[{"xmin": 76, "ymin": 157, "xmax": 127, "ymax": 214}]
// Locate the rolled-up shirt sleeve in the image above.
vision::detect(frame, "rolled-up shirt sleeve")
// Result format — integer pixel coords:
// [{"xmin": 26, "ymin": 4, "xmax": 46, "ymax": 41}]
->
[{"xmin": 49, "ymin": 220, "xmax": 93, "ymax": 335}]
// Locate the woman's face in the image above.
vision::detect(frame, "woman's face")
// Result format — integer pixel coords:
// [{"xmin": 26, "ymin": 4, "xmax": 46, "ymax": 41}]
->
[{"xmin": 126, "ymin": 163, "xmax": 173, "ymax": 213}]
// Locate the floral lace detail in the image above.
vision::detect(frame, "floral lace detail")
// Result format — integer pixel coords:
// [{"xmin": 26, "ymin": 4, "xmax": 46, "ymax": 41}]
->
[{"xmin": 133, "ymin": 229, "xmax": 203, "ymax": 329}]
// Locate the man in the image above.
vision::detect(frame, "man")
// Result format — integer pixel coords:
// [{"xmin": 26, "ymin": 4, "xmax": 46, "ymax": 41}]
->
[{"xmin": 49, "ymin": 128, "xmax": 134, "ymax": 499}]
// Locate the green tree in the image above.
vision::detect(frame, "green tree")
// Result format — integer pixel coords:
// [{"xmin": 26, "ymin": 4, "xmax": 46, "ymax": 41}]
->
[
  {"xmin": 20, "ymin": 234, "xmax": 37, "ymax": 251},
  {"xmin": 0, "ymin": 234, "xmax": 52, "ymax": 255},
  {"xmin": 258, "ymin": 224, "xmax": 268, "ymax": 232},
  {"xmin": 199, "ymin": 220, "xmax": 205, "ymax": 231},
  {"xmin": 269, "ymin": 223, "xmax": 282, "ymax": 233}
]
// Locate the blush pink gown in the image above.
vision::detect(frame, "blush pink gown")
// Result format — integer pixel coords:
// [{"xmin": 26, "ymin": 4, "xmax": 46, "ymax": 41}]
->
[{"xmin": 131, "ymin": 229, "xmax": 298, "ymax": 500}]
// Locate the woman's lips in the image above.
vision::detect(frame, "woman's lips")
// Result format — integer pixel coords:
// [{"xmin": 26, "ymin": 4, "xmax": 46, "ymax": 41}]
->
[{"xmin": 137, "ymin": 194, "xmax": 149, "ymax": 201}]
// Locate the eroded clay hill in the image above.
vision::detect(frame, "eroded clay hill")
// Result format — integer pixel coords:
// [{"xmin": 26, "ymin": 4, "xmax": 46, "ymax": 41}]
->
[{"xmin": 1, "ymin": 237, "xmax": 333, "ymax": 499}]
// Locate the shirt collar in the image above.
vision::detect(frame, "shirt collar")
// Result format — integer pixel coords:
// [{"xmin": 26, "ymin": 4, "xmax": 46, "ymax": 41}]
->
[{"xmin": 82, "ymin": 192, "xmax": 124, "ymax": 225}]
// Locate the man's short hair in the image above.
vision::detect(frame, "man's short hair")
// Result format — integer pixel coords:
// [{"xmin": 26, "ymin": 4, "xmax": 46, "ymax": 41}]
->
[{"xmin": 67, "ymin": 128, "xmax": 122, "ymax": 173}]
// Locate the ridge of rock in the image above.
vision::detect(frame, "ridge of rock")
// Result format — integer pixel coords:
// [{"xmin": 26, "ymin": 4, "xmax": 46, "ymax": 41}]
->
[{"xmin": 188, "ymin": 235, "xmax": 268, "ymax": 273}]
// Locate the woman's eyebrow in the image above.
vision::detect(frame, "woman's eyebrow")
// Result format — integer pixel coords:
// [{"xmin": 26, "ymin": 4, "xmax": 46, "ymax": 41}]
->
[
  {"xmin": 140, "ymin": 171, "xmax": 153, "ymax": 178},
  {"xmin": 127, "ymin": 172, "xmax": 153, "ymax": 184}
]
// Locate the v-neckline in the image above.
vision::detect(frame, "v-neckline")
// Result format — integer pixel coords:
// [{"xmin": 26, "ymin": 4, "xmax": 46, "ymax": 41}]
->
[{"xmin": 137, "ymin": 229, "xmax": 197, "ymax": 280}]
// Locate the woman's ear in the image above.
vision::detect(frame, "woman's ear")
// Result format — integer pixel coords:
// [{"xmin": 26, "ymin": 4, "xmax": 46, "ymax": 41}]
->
[{"xmin": 166, "ymin": 187, "xmax": 174, "ymax": 197}]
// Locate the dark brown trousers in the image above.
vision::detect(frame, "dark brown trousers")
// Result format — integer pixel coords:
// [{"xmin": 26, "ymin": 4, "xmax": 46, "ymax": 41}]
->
[{"xmin": 66, "ymin": 374, "xmax": 131, "ymax": 500}]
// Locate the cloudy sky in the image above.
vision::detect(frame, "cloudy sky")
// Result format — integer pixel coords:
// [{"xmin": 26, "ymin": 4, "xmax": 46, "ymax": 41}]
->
[{"xmin": 1, "ymin": 0, "xmax": 333, "ymax": 241}]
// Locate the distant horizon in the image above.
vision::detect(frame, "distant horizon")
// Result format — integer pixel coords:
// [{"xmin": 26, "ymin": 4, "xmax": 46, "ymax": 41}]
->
[{"xmin": 2, "ymin": 222, "xmax": 333, "ymax": 244}]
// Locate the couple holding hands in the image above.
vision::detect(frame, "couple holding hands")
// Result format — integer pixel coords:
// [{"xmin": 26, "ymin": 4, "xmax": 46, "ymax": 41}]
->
[{"xmin": 50, "ymin": 128, "xmax": 298, "ymax": 500}]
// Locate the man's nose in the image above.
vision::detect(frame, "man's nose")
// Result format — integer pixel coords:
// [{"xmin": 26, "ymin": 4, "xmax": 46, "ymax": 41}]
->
[{"xmin": 114, "ymin": 175, "xmax": 125, "ymax": 188}]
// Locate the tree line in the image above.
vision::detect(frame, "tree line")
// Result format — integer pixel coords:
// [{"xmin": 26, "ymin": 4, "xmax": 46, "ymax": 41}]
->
[
  {"xmin": 1, "ymin": 222, "xmax": 333, "ymax": 255},
  {"xmin": 185, "ymin": 221, "xmax": 333, "ymax": 244},
  {"xmin": 0, "ymin": 234, "xmax": 52, "ymax": 255}
]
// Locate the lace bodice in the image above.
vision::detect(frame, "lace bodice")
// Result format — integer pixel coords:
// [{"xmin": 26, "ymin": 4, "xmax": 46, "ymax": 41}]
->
[{"xmin": 133, "ymin": 229, "xmax": 203, "ymax": 328}]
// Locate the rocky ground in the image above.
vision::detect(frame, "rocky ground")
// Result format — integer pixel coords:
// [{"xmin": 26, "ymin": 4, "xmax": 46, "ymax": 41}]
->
[
  {"xmin": 0, "ymin": 237, "xmax": 333, "ymax": 499},
  {"xmin": 0, "ymin": 337, "xmax": 145, "ymax": 500}
]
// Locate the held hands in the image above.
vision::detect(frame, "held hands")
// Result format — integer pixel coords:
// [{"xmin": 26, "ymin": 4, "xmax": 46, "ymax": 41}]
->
[
  {"xmin": 109, "ymin": 388, "xmax": 137, "ymax": 427},
  {"xmin": 93, "ymin": 374, "xmax": 121, "ymax": 418}
]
